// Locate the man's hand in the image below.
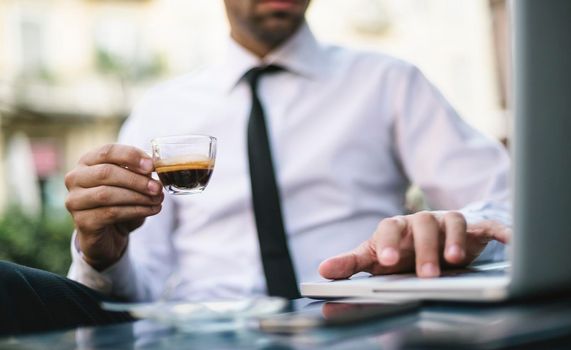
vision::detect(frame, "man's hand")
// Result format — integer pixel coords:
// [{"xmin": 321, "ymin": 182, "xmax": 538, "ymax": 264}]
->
[
  {"xmin": 65, "ymin": 144, "xmax": 164, "ymax": 271},
  {"xmin": 319, "ymin": 211, "xmax": 511, "ymax": 279}
]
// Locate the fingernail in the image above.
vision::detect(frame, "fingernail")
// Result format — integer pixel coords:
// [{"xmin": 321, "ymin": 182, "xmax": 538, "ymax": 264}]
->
[
  {"xmin": 446, "ymin": 244, "xmax": 464, "ymax": 259},
  {"xmin": 148, "ymin": 180, "xmax": 162, "ymax": 194},
  {"xmin": 421, "ymin": 263, "xmax": 439, "ymax": 277},
  {"xmin": 380, "ymin": 247, "xmax": 399, "ymax": 265},
  {"xmin": 151, "ymin": 205, "xmax": 161, "ymax": 212},
  {"xmin": 140, "ymin": 158, "xmax": 154, "ymax": 172}
]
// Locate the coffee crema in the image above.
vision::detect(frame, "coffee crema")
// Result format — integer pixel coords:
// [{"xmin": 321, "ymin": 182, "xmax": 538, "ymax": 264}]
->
[{"xmin": 155, "ymin": 160, "xmax": 214, "ymax": 193}]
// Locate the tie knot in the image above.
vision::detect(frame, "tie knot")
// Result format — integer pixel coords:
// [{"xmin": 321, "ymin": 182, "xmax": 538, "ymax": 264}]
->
[{"xmin": 243, "ymin": 64, "xmax": 284, "ymax": 88}]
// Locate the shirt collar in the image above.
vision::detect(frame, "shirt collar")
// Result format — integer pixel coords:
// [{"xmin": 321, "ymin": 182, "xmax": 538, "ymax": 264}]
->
[{"xmin": 219, "ymin": 22, "xmax": 326, "ymax": 92}]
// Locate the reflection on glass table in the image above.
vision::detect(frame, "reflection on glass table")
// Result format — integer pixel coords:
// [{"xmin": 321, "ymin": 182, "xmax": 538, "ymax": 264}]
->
[{"xmin": 3, "ymin": 298, "xmax": 571, "ymax": 349}]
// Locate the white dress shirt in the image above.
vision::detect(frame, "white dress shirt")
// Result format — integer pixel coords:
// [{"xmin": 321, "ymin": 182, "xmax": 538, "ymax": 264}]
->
[{"xmin": 68, "ymin": 24, "xmax": 510, "ymax": 302}]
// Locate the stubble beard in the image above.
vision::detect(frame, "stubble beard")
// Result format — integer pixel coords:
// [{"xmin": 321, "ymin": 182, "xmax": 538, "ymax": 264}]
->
[{"xmin": 247, "ymin": 12, "xmax": 305, "ymax": 49}]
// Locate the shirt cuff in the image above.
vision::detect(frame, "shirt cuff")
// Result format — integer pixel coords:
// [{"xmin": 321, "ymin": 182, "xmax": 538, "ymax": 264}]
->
[{"xmin": 67, "ymin": 231, "xmax": 135, "ymax": 298}]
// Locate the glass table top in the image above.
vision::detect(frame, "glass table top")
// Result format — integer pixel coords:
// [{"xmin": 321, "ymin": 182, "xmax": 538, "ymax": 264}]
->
[{"xmin": 3, "ymin": 298, "xmax": 571, "ymax": 350}]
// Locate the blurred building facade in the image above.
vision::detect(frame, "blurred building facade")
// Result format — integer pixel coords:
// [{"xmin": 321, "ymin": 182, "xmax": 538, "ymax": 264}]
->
[{"xmin": 0, "ymin": 0, "xmax": 508, "ymax": 215}]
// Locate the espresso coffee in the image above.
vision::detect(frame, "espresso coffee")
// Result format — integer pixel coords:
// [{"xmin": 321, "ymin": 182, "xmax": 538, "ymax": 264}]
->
[{"xmin": 155, "ymin": 159, "xmax": 214, "ymax": 194}]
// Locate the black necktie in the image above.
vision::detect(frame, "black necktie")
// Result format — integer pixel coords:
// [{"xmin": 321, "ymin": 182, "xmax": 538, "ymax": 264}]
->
[{"xmin": 244, "ymin": 65, "xmax": 300, "ymax": 299}]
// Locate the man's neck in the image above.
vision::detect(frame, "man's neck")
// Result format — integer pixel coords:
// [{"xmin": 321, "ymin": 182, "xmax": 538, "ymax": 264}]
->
[
  {"xmin": 229, "ymin": 21, "xmax": 306, "ymax": 59},
  {"xmin": 230, "ymin": 31, "xmax": 278, "ymax": 58}
]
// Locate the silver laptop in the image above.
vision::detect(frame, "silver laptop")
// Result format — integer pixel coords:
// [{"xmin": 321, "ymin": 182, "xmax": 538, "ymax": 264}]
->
[{"xmin": 301, "ymin": 0, "xmax": 571, "ymax": 302}]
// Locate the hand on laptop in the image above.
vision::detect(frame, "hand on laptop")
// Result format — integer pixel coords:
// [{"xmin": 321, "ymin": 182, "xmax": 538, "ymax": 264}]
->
[{"xmin": 319, "ymin": 211, "xmax": 512, "ymax": 279}]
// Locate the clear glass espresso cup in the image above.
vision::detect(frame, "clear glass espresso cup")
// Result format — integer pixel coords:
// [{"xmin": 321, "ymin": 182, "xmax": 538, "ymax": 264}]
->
[{"xmin": 151, "ymin": 135, "xmax": 217, "ymax": 195}]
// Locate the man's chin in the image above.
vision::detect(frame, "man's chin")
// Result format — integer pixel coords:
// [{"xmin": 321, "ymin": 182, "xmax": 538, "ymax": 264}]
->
[{"xmin": 253, "ymin": 15, "xmax": 303, "ymax": 46}]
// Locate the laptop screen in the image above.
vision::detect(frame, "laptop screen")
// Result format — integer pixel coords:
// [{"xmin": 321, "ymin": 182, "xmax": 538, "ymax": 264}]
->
[{"xmin": 511, "ymin": 0, "xmax": 571, "ymax": 295}]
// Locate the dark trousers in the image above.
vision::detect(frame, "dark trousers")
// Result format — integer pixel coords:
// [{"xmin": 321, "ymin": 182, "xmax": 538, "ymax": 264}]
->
[{"xmin": 0, "ymin": 261, "xmax": 133, "ymax": 336}]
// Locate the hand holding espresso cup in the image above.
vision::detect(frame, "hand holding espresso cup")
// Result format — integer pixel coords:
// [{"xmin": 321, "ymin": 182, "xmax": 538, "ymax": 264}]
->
[
  {"xmin": 65, "ymin": 136, "xmax": 217, "ymax": 270},
  {"xmin": 64, "ymin": 144, "xmax": 164, "ymax": 271}
]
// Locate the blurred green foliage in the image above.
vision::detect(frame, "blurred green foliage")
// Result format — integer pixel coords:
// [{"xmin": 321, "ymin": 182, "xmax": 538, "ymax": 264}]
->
[{"xmin": 0, "ymin": 208, "xmax": 74, "ymax": 275}]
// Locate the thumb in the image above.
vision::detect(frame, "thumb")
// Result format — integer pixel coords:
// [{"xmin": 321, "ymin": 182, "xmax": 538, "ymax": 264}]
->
[
  {"xmin": 467, "ymin": 220, "xmax": 512, "ymax": 244},
  {"xmin": 319, "ymin": 241, "xmax": 377, "ymax": 280}
]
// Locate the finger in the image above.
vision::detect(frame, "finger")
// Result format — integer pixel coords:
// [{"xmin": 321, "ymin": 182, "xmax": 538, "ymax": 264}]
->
[
  {"xmin": 122, "ymin": 217, "xmax": 146, "ymax": 234},
  {"xmin": 467, "ymin": 220, "xmax": 512, "ymax": 244},
  {"xmin": 66, "ymin": 186, "xmax": 163, "ymax": 211},
  {"xmin": 319, "ymin": 241, "xmax": 376, "ymax": 280},
  {"xmin": 73, "ymin": 205, "xmax": 162, "ymax": 233},
  {"xmin": 442, "ymin": 211, "xmax": 467, "ymax": 265},
  {"xmin": 69, "ymin": 164, "xmax": 162, "ymax": 196},
  {"xmin": 411, "ymin": 212, "xmax": 442, "ymax": 278},
  {"xmin": 372, "ymin": 217, "xmax": 407, "ymax": 266},
  {"xmin": 79, "ymin": 144, "xmax": 154, "ymax": 175}
]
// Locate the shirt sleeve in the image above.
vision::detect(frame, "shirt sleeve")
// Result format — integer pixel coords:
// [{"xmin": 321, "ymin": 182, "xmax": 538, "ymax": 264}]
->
[
  {"xmin": 394, "ymin": 65, "xmax": 511, "ymax": 262},
  {"xmin": 67, "ymin": 94, "xmax": 178, "ymax": 302}
]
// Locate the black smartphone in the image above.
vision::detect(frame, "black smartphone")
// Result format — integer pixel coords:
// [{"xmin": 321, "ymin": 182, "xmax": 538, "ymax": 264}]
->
[{"xmin": 258, "ymin": 299, "xmax": 420, "ymax": 334}]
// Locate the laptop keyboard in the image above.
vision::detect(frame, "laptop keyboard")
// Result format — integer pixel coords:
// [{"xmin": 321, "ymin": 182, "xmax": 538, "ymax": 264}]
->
[
  {"xmin": 441, "ymin": 268, "xmax": 507, "ymax": 278},
  {"xmin": 441, "ymin": 261, "xmax": 510, "ymax": 278}
]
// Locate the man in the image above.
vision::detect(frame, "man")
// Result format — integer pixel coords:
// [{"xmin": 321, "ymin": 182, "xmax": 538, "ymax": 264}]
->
[{"xmin": 0, "ymin": 0, "xmax": 510, "ymax": 334}]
